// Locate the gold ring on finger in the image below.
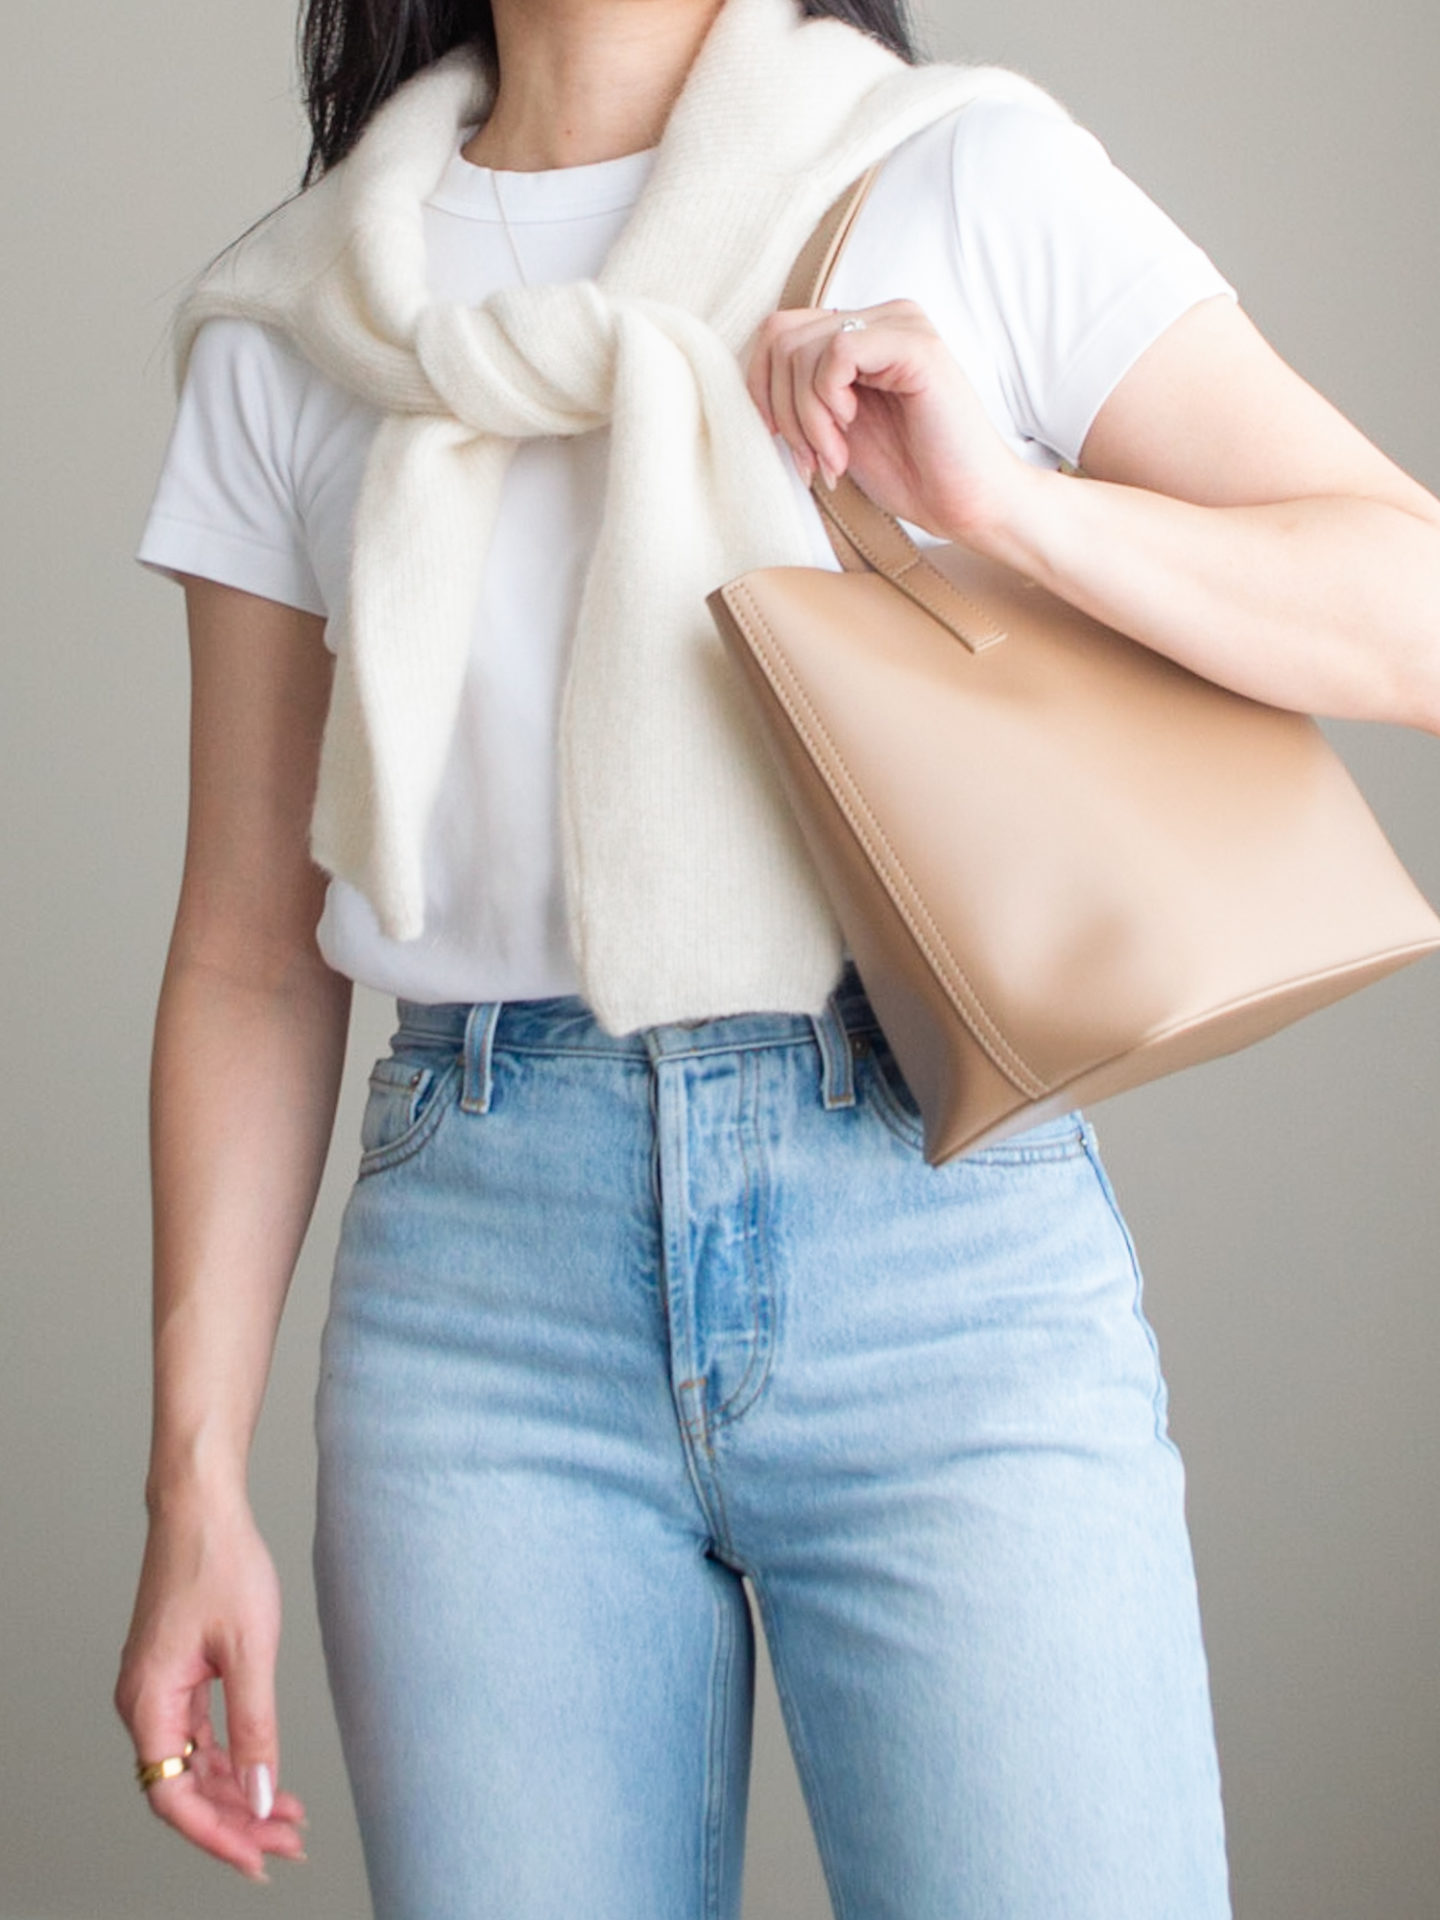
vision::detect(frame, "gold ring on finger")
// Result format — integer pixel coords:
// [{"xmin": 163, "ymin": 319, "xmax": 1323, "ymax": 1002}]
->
[{"xmin": 135, "ymin": 1738, "xmax": 197, "ymax": 1792}]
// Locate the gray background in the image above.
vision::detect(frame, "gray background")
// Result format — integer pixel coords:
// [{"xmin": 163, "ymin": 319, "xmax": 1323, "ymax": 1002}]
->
[{"xmin": 2, "ymin": 0, "xmax": 1437, "ymax": 1913}]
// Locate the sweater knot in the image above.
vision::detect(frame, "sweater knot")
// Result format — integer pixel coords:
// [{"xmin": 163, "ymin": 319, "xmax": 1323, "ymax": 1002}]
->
[{"xmin": 412, "ymin": 284, "xmax": 743, "ymax": 443}]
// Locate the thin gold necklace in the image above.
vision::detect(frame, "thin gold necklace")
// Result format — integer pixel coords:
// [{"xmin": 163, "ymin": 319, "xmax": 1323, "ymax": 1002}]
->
[{"xmin": 491, "ymin": 171, "xmax": 529, "ymax": 287}]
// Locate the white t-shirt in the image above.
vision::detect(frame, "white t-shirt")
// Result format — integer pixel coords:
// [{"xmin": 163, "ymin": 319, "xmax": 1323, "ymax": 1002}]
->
[{"xmin": 137, "ymin": 95, "xmax": 1235, "ymax": 1005}]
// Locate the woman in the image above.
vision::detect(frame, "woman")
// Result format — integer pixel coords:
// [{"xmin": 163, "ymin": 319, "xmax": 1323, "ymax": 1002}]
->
[{"xmin": 113, "ymin": 0, "xmax": 1440, "ymax": 1913}]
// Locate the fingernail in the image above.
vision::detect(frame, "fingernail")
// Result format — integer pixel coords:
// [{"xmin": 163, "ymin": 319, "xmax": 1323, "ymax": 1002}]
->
[
  {"xmin": 244, "ymin": 1764, "xmax": 275, "ymax": 1821},
  {"xmin": 818, "ymin": 460, "xmax": 838, "ymax": 492}
]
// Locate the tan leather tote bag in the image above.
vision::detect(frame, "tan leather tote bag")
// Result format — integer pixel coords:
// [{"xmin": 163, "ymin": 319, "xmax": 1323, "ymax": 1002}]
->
[{"xmin": 708, "ymin": 173, "xmax": 1440, "ymax": 1165}]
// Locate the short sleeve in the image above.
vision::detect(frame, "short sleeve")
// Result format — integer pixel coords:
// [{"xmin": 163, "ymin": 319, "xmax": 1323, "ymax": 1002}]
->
[
  {"xmin": 950, "ymin": 97, "xmax": 1237, "ymax": 466},
  {"xmin": 135, "ymin": 316, "xmax": 328, "ymax": 617}
]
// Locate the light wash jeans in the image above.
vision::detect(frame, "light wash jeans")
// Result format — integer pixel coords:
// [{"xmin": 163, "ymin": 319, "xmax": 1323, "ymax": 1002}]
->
[{"xmin": 313, "ymin": 961, "xmax": 1230, "ymax": 1920}]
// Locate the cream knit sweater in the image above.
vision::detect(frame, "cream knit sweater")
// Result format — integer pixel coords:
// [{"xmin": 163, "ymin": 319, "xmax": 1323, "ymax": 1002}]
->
[{"xmin": 173, "ymin": 0, "xmax": 1052, "ymax": 1033}]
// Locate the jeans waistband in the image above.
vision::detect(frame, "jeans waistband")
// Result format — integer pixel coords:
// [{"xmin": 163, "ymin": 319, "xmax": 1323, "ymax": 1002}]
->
[
  {"xmin": 393, "ymin": 958, "xmax": 884, "ymax": 1113},
  {"xmin": 395, "ymin": 958, "xmax": 878, "ymax": 1055}
]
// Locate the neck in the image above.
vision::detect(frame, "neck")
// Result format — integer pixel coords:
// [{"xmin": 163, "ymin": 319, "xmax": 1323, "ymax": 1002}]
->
[{"xmin": 463, "ymin": 0, "xmax": 727, "ymax": 172}]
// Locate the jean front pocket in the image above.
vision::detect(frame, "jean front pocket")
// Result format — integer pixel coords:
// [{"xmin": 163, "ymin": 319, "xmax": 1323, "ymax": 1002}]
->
[
  {"xmin": 854, "ymin": 1025, "xmax": 928, "ymax": 1149},
  {"xmin": 357, "ymin": 1052, "xmax": 461, "ymax": 1178},
  {"xmin": 858, "ymin": 1024, "xmax": 1086, "ymax": 1163}
]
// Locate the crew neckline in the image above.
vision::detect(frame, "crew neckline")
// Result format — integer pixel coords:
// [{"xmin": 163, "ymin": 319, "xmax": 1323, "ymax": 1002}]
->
[{"xmin": 427, "ymin": 130, "xmax": 660, "ymax": 223}]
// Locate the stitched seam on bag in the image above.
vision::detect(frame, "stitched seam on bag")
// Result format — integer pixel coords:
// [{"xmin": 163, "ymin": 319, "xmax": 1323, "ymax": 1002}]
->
[
  {"xmin": 816, "ymin": 495, "xmax": 1004, "ymax": 647},
  {"xmin": 726, "ymin": 583, "xmax": 1046, "ymax": 1096},
  {"xmin": 1136, "ymin": 942, "xmax": 1440, "ymax": 1035},
  {"xmin": 729, "ymin": 583, "xmax": 1042, "ymax": 1092},
  {"xmin": 1024, "ymin": 938, "xmax": 1440, "ymax": 1105},
  {"xmin": 734, "ymin": 589, "xmax": 1041, "ymax": 1093}
]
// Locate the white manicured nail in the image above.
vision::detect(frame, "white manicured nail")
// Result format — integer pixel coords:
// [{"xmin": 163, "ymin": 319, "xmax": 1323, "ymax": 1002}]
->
[{"xmin": 245, "ymin": 1763, "xmax": 275, "ymax": 1821}]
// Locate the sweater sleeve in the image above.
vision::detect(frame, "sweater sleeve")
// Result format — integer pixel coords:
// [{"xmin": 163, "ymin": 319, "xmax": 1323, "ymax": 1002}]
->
[
  {"xmin": 947, "ymin": 96, "xmax": 1237, "ymax": 467},
  {"xmin": 135, "ymin": 316, "xmax": 328, "ymax": 617}
]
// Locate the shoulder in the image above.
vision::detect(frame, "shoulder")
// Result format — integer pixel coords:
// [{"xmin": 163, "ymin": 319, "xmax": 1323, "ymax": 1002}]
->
[
  {"xmin": 176, "ymin": 314, "xmax": 361, "ymax": 490},
  {"xmin": 838, "ymin": 80, "xmax": 1233, "ymax": 463},
  {"xmin": 180, "ymin": 314, "xmax": 318, "ymax": 412},
  {"xmin": 869, "ymin": 84, "xmax": 1159, "ymax": 248},
  {"xmin": 864, "ymin": 79, "xmax": 1229, "ymax": 343},
  {"xmin": 844, "ymin": 85, "xmax": 1158, "ymax": 319},
  {"xmin": 160, "ymin": 315, "xmax": 331, "ymax": 527}
]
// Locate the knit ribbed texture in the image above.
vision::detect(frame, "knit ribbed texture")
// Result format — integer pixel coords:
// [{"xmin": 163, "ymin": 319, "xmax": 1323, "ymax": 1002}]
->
[{"xmin": 172, "ymin": 0, "xmax": 1055, "ymax": 1034}]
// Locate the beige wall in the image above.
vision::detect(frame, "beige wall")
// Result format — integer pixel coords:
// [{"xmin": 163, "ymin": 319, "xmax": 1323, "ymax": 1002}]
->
[{"xmin": 2, "ymin": 0, "xmax": 1437, "ymax": 1913}]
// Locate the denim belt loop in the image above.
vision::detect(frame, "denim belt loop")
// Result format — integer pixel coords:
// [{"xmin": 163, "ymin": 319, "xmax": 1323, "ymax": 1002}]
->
[
  {"xmin": 809, "ymin": 990, "xmax": 856, "ymax": 1110},
  {"xmin": 462, "ymin": 1001, "xmax": 503, "ymax": 1114}
]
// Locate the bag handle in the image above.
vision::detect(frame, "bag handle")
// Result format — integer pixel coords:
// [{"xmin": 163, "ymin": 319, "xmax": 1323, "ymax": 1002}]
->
[{"xmin": 778, "ymin": 173, "xmax": 1006, "ymax": 654}]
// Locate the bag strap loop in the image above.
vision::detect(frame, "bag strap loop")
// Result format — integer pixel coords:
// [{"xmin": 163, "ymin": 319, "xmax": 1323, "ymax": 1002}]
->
[{"xmin": 778, "ymin": 172, "xmax": 1007, "ymax": 654}]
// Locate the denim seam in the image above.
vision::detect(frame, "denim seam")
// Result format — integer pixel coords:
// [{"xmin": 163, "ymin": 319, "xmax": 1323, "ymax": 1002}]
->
[
  {"xmin": 701, "ymin": 1579, "xmax": 738, "ymax": 1920},
  {"xmin": 654, "ymin": 1064, "xmax": 735, "ymax": 1552},
  {"xmin": 366, "ymin": 1060, "xmax": 429, "ymax": 1089},
  {"xmin": 461, "ymin": 1000, "xmax": 501, "ymax": 1113},
  {"xmin": 699, "ymin": 1461, "xmax": 741, "ymax": 1561},
  {"xmin": 669, "ymin": 1380, "xmax": 723, "ymax": 1528},
  {"xmin": 354, "ymin": 1059, "xmax": 462, "ymax": 1179},
  {"xmin": 487, "ymin": 1024, "xmax": 883, "ymax": 1066},
  {"xmin": 745, "ymin": 1575, "xmax": 854, "ymax": 1920},
  {"xmin": 1082, "ymin": 1126, "xmax": 1177, "ymax": 1456},
  {"xmin": 968, "ymin": 1135, "xmax": 1088, "ymax": 1165},
  {"xmin": 810, "ymin": 1000, "xmax": 857, "ymax": 1108},
  {"xmin": 678, "ymin": 1424, "xmax": 742, "ymax": 1564},
  {"xmin": 710, "ymin": 1048, "xmax": 775, "ymax": 1430}
]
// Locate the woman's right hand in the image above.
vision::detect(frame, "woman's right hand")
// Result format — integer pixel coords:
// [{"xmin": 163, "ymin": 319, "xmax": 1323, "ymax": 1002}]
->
[
  {"xmin": 114, "ymin": 1492, "xmax": 309, "ymax": 1882},
  {"xmin": 116, "ymin": 579, "xmax": 344, "ymax": 1882}
]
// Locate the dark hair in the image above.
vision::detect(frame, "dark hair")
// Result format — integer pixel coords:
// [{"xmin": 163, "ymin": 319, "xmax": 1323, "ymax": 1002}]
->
[{"xmin": 298, "ymin": 0, "xmax": 921, "ymax": 186}]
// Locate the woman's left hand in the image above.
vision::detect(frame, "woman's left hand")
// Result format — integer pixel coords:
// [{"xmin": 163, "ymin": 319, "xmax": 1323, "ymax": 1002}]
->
[
  {"xmin": 748, "ymin": 291, "xmax": 1440, "ymax": 733},
  {"xmin": 744, "ymin": 300, "xmax": 1027, "ymax": 545}
]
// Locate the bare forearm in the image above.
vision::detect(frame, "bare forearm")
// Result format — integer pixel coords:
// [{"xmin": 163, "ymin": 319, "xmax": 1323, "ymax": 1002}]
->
[
  {"xmin": 146, "ymin": 951, "xmax": 352, "ymax": 1511},
  {"xmin": 972, "ymin": 469, "xmax": 1440, "ymax": 731}
]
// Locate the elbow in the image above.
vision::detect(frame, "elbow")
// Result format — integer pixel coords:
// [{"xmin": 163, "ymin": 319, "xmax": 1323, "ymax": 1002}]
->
[
  {"xmin": 1400, "ymin": 519, "xmax": 1440, "ymax": 732},
  {"xmin": 1361, "ymin": 501, "xmax": 1440, "ymax": 733},
  {"xmin": 1395, "ymin": 631, "xmax": 1440, "ymax": 735}
]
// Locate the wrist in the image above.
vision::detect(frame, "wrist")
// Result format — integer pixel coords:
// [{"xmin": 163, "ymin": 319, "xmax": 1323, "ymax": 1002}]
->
[
  {"xmin": 942, "ymin": 459, "xmax": 1071, "ymax": 572},
  {"xmin": 145, "ymin": 1476, "xmax": 252, "ymax": 1530},
  {"xmin": 145, "ymin": 1435, "xmax": 251, "ymax": 1521}
]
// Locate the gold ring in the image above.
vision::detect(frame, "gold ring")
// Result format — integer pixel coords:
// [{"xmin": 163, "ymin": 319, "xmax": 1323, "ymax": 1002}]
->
[{"xmin": 135, "ymin": 1739, "xmax": 196, "ymax": 1792}]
